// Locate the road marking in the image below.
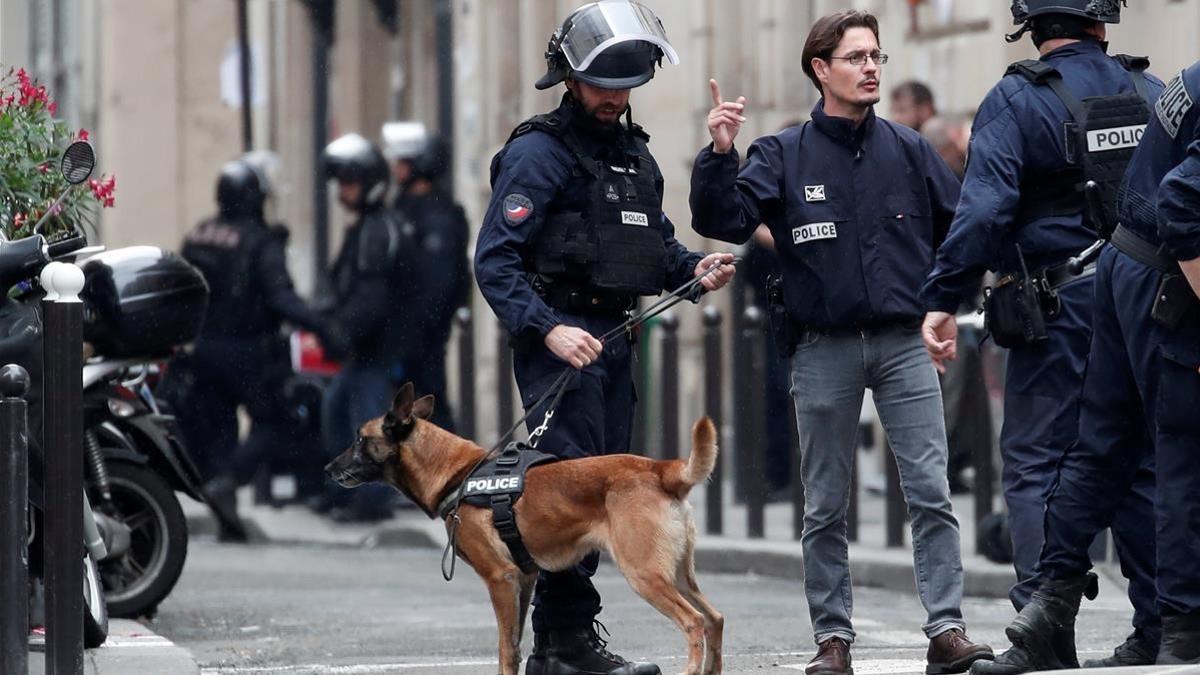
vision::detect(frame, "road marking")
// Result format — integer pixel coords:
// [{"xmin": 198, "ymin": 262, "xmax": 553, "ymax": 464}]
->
[
  {"xmin": 98, "ymin": 634, "xmax": 175, "ymax": 649},
  {"xmin": 202, "ymin": 661, "xmax": 497, "ymax": 674}
]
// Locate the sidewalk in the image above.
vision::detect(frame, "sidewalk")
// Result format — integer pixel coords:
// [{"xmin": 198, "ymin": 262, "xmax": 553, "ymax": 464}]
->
[{"xmin": 27, "ymin": 619, "xmax": 198, "ymax": 674}]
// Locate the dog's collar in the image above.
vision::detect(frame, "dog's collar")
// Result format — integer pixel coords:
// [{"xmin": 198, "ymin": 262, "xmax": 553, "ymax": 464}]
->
[{"xmin": 436, "ymin": 483, "xmax": 463, "ymax": 519}]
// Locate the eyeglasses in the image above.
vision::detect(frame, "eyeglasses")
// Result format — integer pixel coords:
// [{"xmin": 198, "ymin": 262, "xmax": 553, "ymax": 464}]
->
[{"xmin": 827, "ymin": 51, "xmax": 889, "ymax": 66}]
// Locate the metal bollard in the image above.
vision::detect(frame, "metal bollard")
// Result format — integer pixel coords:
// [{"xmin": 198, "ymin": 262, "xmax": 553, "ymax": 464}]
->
[
  {"xmin": 496, "ymin": 321, "xmax": 513, "ymax": 441},
  {"xmin": 884, "ymin": 437, "xmax": 905, "ymax": 548},
  {"xmin": 659, "ymin": 312, "xmax": 679, "ymax": 460},
  {"xmin": 42, "ymin": 262, "xmax": 86, "ymax": 675},
  {"xmin": 702, "ymin": 306, "xmax": 723, "ymax": 535},
  {"xmin": 0, "ymin": 364, "xmax": 30, "ymax": 675},
  {"xmin": 742, "ymin": 307, "xmax": 767, "ymax": 539},
  {"xmin": 455, "ymin": 308, "xmax": 475, "ymax": 440}
]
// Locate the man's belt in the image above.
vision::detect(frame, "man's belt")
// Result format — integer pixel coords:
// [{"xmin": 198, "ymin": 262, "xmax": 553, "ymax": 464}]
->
[
  {"xmin": 540, "ymin": 286, "xmax": 634, "ymax": 314},
  {"xmin": 1111, "ymin": 225, "xmax": 1181, "ymax": 274}
]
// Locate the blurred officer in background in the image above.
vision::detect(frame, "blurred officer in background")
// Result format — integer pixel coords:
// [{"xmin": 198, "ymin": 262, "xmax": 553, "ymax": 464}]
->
[
  {"xmin": 890, "ymin": 80, "xmax": 937, "ymax": 132},
  {"xmin": 169, "ymin": 151, "xmax": 338, "ymax": 540},
  {"xmin": 381, "ymin": 121, "xmax": 469, "ymax": 431},
  {"xmin": 317, "ymin": 132, "xmax": 418, "ymax": 523},
  {"xmin": 976, "ymin": 58, "xmax": 1200, "ymax": 672},
  {"xmin": 474, "ymin": 1, "xmax": 734, "ymax": 672},
  {"xmin": 921, "ymin": 0, "xmax": 1165, "ymax": 668}
]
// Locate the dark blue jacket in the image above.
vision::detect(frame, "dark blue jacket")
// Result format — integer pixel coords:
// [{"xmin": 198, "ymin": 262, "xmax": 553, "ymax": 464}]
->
[
  {"xmin": 1151, "ymin": 61, "xmax": 1200, "ymax": 262},
  {"xmin": 690, "ymin": 102, "xmax": 959, "ymax": 331},
  {"xmin": 475, "ymin": 95, "xmax": 703, "ymax": 342},
  {"xmin": 396, "ymin": 189, "xmax": 470, "ymax": 350},
  {"xmin": 922, "ymin": 41, "xmax": 1165, "ymax": 313}
]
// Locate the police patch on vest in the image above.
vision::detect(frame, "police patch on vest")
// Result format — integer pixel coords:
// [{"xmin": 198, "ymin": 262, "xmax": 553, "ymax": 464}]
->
[
  {"xmin": 621, "ymin": 211, "xmax": 649, "ymax": 226},
  {"xmin": 792, "ymin": 222, "xmax": 837, "ymax": 245},
  {"xmin": 1086, "ymin": 124, "xmax": 1145, "ymax": 152},
  {"xmin": 804, "ymin": 185, "xmax": 826, "ymax": 202},
  {"xmin": 503, "ymin": 193, "xmax": 534, "ymax": 225},
  {"xmin": 464, "ymin": 475, "xmax": 523, "ymax": 496},
  {"xmin": 1157, "ymin": 72, "xmax": 1194, "ymax": 140}
]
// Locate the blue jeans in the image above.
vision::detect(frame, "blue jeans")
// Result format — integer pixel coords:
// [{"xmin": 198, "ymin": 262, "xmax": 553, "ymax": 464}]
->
[
  {"xmin": 320, "ymin": 363, "xmax": 398, "ymax": 512},
  {"xmin": 790, "ymin": 326, "xmax": 965, "ymax": 644}
]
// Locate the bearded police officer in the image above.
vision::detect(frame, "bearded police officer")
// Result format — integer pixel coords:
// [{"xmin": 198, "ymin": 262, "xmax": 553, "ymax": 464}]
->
[
  {"xmin": 318, "ymin": 133, "xmax": 418, "ymax": 523},
  {"xmin": 920, "ymin": 2, "xmax": 1166, "ymax": 666},
  {"xmin": 474, "ymin": 2, "xmax": 733, "ymax": 673},
  {"xmin": 382, "ymin": 122, "xmax": 469, "ymax": 432},
  {"xmin": 691, "ymin": 10, "xmax": 992, "ymax": 675},
  {"xmin": 975, "ymin": 58, "xmax": 1200, "ymax": 673}
]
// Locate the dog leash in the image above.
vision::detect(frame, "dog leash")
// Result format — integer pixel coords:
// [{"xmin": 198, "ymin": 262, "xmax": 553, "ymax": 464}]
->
[{"xmin": 440, "ymin": 258, "xmax": 740, "ymax": 581}]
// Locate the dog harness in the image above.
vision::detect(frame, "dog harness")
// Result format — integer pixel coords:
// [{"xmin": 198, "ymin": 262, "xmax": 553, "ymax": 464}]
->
[{"xmin": 438, "ymin": 442, "xmax": 558, "ymax": 573}]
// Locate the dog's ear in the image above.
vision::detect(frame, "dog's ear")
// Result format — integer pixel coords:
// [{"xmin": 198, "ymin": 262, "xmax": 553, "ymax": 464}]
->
[
  {"xmin": 412, "ymin": 394, "xmax": 435, "ymax": 420},
  {"xmin": 391, "ymin": 382, "xmax": 416, "ymax": 420}
]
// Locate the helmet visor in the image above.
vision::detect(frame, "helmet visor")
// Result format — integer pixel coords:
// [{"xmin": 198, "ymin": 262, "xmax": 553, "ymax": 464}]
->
[{"xmin": 560, "ymin": 1, "xmax": 679, "ymax": 73}]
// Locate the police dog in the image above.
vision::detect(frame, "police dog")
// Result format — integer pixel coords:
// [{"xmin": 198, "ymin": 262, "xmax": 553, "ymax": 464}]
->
[{"xmin": 326, "ymin": 382, "xmax": 724, "ymax": 675}]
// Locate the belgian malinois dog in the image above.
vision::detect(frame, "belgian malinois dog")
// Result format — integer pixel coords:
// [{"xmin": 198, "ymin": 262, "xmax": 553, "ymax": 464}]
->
[{"xmin": 326, "ymin": 382, "xmax": 724, "ymax": 675}]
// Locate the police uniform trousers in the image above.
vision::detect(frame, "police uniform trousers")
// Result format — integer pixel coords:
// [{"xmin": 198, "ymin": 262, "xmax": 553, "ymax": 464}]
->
[
  {"xmin": 1041, "ymin": 246, "xmax": 1200, "ymax": 619},
  {"xmin": 512, "ymin": 310, "xmax": 635, "ymax": 635},
  {"xmin": 998, "ymin": 273, "xmax": 1158, "ymax": 633}
]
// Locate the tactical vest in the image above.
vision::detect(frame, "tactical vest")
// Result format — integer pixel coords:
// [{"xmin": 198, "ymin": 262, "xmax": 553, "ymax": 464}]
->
[
  {"xmin": 1008, "ymin": 54, "xmax": 1152, "ymax": 238},
  {"xmin": 439, "ymin": 442, "xmax": 558, "ymax": 573},
  {"xmin": 183, "ymin": 218, "xmax": 272, "ymax": 339},
  {"xmin": 508, "ymin": 113, "xmax": 669, "ymax": 298}
]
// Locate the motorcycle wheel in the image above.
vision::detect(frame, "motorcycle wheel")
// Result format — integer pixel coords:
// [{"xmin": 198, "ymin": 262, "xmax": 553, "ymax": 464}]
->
[
  {"xmin": 96, "ymin": 461, "xmax": 188, "ymax": 618},
  {"xmin": 84, "ymin": 551, "xmax": 109, "ymax": 648}
]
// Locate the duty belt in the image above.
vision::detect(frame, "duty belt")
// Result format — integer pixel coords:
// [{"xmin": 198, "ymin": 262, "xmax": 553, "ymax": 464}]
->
[
  {"xmin": 540, "ymin": 285, "xmax": 635, "ymax": 314},
  {"xmin": 1111, "ymin": 225, "xmax": 1181, "ymax": 274}
]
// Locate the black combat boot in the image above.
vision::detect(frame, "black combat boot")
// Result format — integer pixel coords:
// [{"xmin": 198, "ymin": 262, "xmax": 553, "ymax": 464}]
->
[
  {"xmin": 968, "ymin": 573, "xmax": 1098, "ymax": 675},
  {"xmin": 1081, "ymin": 629, "xmax": 1158, "ymax": 667},
  {"xmin": 526, "ymin": 622, "xmax": 661, "ymax": 675},
  {"xmin": 1157, "ymin": 612, "xmax": 1200, "ymax": 664}
]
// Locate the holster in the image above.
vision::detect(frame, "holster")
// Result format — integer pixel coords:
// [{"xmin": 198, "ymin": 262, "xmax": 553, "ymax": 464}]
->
[
  {"xmin": 766, "ymin": 274, "xmax": 796, "ymax": 358},
  {"xmin": 984, "ymin": 272, "xmax": 1049, "ymax": 349},
  {"xmin": 1151, "ymin": 273, "xmax": 1197, "ymax": 330}
]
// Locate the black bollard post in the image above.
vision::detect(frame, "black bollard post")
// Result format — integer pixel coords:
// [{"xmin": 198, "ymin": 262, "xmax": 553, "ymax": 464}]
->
[
  {"xmin": 496, "ymin": 321, "xmax": 513, "ymax": 441},
  {"xmin": 43, "ymin": 263, "xmax": 86, "ymax": 674},
  {"xmin": 743, "ymin": 307, "xmax": 767, "ymax": 539},
  {"xmin": 885, "ymin": 437, "xmax": 905, "ymax": 548},
  {"xmin": 455, "ymin": 308, "xmax": 475, "ymax": 440},
  {"xmin": 729, "ymin": 272, "xmax": 747, "ymax": 502},
  {"xmin": 0, "ymin": 364, "xmax": 30, "ymax": 675},
  {"xmin": 702, "ymin": 306, "xmax": 723, "ymax": 535},
  {"xmin": 659, "ymin": 312, "xmax": 679, "ymax": 460}
]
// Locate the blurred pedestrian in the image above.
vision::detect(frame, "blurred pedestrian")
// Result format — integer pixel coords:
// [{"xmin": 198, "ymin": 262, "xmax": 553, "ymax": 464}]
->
[
  {"xmin": 890, "ymin": 80, "xmax": 937, "ymax": 131},
  {"xmin": 381, "ymin": 121, "xmax": 469, "ymax": 432},
  {"xmin": 920, "ymin": 0, "xmax": 1164, "ymax": 669},
  {"xmin": 691, "ymin": 10, "xmax": 991, "ymax": 674}
]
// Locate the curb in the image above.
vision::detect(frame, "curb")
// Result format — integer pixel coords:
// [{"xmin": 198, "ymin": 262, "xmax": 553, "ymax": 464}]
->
[{"xmin": 28, "ymin": 619, "xmax": 199, "ymax": 675}]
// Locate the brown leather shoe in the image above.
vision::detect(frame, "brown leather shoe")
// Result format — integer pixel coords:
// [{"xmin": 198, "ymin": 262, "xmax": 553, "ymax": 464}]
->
[
  {"xmin": 806, "ymin": 637, "xmax": 852, "ymax": 675},
  {"xmin": 927, "ymin": 628, "xmax": 994, "ymax": 674}
]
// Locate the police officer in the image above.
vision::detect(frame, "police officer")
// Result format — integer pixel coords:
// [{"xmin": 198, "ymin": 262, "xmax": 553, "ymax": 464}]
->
[
  {"xmin": 973, "ymin": 58, "xmax": 1200, "ymax": 673},
  {"xmin": 692, "ymin": 10, "xmax": 993, "ymax": 675},
  {"xmin": 319, "ymin": 133, "xmax": 417, "ymax": 523},
  {"xmin": 474, "ymin": 2, "xmax": 733, "ymax": 672},
  {"xmin": 381, "ymin": 121, "xmax": 469, "ymax": 431},
  {"xmin": 921, "ymin": 1, "xmax": 1164, "ymax": 665},
  {"xmin": 172, "ymin": 151, "xmax": 336, "ymax": 539}
]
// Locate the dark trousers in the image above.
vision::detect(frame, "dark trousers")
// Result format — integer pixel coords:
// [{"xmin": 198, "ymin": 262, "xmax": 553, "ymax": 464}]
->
[
  {"xmin": 512, "ymin": 312, "xmax": 634, "ymax": 634},
  {"xmin": 1000, "ymin": 273, "xmax": 1158, "ymax": 635},
  {"xmin": 1042, "ymin": 247, "xmax": 1200, "ymax": 620},
  {"xmin": 320, "ymin": 362, "xmax": 398, "ymax": 513},
  {"xmin": 404, "ymin": 345, "xmax": 456, "ymax": 432}
]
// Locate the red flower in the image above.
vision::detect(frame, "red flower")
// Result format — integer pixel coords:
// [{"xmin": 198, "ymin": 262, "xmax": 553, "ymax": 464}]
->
[
  {"xmin": 78, "ymin": 129, "xmax": 89, "ymax": 141},
  {"xmin": 12, "ymin": 213, "xmax": 26, "ymax": 230},
  {"xmin": 38, "ymin": 163, "xmax": 50, "ymax": 173}
]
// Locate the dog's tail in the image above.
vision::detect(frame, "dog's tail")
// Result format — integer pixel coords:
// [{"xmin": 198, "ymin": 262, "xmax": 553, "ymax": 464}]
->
[{"xmin": 661, "ymin": 417, "xmax": 718, "ymax": 498}]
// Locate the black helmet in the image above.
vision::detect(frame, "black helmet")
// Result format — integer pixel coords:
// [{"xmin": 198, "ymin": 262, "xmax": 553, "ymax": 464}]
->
[
  {"xmin": 535, "ymin": 0, "xmax": 679, "ymax": 91},
  {"xmin": 216, "ymin": 151, "xmax": 280, "ymax": 220},
  {"xmin": 323, "ymin": 133, "xmax": 390, "ymax": 209},
  {"xmin": 1011, "ymin": 0, "xmax": 1123, "ymax": 24},
  {"xmin": 381, "ymin": 122, "xmax": 450, "ymax": 180}
]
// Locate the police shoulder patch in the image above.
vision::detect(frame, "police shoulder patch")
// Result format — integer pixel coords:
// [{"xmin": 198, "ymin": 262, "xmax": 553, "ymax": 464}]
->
[
  {"xmin": 502, "ymin": 193, "xmax": 534, "ymax": 225},
  {"xmin": 1156, "ymin": 71, "xmax": 1194, "ymax": 140}
]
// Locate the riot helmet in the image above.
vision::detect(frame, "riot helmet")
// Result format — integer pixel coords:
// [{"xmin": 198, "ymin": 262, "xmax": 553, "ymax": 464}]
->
[
  {"xmin": 535, "ymin": 0, "xmax": 679, "ymax": 91},
  {"xmin": 323, "ymin": 133, "xmax": 391, "ymax": 210},
  {"xmin": 381, "ymin": 121, "xmax": 450, "ymax": 181},
  {"xmin": 216, "ymin": 150, "xmax": 281, "ymax": 221},
  {"xmin": 1007, "ymin": 0, "xmax": 1124, "ymax": 43}
]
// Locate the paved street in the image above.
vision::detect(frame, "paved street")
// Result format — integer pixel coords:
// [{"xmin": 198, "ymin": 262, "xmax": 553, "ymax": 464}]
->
[{"xmin": 149, "ymin": 539, "xmax": 1138, "ymax": 675}]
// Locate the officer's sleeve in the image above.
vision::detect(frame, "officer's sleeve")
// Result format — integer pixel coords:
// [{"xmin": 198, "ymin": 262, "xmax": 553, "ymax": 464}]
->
[
  {"xmin": 689, "ymin": 135, "xmax": 785, "ymax": 244},
  {"xmin": 473, "ymin": 135, "xmax": 568, "ymax": 341},
  {"xmin": 1159, "ymin": 138, "xmax": 1200, "ymax": 261},
  {"xmin": 921, "ymin": 94, "xmax": 1024, "ymax": 313},
  {"xmin": 256, "ymin": 231, "xmax": 327, "ymax": 335},
  {"xmin": 918, "ymin": 138, "xmax": 963, "ymax": 250}
]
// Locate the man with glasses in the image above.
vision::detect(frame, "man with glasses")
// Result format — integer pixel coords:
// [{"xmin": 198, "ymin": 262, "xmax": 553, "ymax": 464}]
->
[
  {"xmin": 690, "ymin": 10, "xmax": 992, "ymax": 675},
  {"xmin": 920, "ymin": 1, "xmax": 1165, "ymax": 669}
]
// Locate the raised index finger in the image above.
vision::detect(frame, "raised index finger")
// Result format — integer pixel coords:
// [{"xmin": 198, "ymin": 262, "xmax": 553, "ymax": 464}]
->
[{"xmin": 709, "ymin": 78, "xmax": 722, "ymax": 108}]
